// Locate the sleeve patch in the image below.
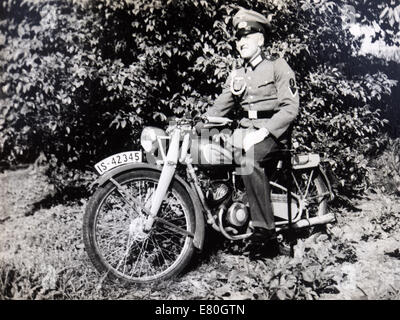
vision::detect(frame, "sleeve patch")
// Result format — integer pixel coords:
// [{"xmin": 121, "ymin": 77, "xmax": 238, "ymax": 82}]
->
[{"xmin": 289, "ymin": 78, "xmax": 297, "ymax": 96}]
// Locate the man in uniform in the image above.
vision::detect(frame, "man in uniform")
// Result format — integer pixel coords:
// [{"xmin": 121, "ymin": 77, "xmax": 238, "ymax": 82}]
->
[{"xmin": 197, "ymin": 8, "xmax": 299, "ymax": 255}]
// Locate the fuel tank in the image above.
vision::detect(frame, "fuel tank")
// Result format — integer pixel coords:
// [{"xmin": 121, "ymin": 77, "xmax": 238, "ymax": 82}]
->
[{"xmin": 190, "ymin": 138, "xmax": 237, "ymax": 167}]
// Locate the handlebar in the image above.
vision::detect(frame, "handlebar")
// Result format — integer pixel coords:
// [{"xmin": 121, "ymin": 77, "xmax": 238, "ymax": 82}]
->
[
  {"xmin": 166, "ymin": 115, "xmax": 234, "ymax": 133},
  {"xmin": 193, "ymin": 115, "xmax": 232, "ymax": 125}
]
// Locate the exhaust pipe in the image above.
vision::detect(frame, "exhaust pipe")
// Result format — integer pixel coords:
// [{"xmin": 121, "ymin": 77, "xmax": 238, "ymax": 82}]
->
[{"xmin": 291, "ymin": 213, "xmax": 335, "ymax": 229}]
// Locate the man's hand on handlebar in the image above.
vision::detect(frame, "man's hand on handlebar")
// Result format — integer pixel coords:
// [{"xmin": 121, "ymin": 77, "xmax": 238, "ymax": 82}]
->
[
  {"xmin": 194, "ymin": 121, "xmax": 206, "ymax": 135},
  {"xmin": 194, "ymin": 115, "xmax": 234, "ymax": 135}
]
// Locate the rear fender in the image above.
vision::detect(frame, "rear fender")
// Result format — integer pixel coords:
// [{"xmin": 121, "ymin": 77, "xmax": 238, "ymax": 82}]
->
[
  {"xmin": 93, "ymin": 163, "xmax": 205, "ymax": 251},
  {"xmin": 292, "ymin": 154, "xmax": 320, "ymax": 169}
]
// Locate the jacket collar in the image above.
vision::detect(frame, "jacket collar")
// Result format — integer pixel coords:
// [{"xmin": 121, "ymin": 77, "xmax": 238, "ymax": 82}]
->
[
  {"xmin": 243, "ymin": 51, "xmax": 264, "ymax": 70},
  {"xmin": 249, "ymin": 52, "xmax": 263, "ymax": 69}
]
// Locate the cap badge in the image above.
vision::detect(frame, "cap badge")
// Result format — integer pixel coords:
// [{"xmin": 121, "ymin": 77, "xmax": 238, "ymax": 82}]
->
[{"xmin": 238, "ymin": 21, "xmax": 247, "ymax": 29}]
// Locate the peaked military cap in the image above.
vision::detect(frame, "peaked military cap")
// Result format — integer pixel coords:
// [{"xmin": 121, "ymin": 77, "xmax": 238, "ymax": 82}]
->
[{"xmin": 232, "ymin": 8, "xmax": 270, "ymax": 38}]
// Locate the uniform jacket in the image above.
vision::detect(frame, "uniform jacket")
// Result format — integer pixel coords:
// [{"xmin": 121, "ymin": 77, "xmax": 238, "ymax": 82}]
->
[{"xmin": 205, "ymin": 53, "xmax": 300, "ymax": 140}]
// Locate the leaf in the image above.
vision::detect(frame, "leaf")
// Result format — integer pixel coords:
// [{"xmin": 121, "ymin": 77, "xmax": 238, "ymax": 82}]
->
[
  {"xmin": 275, "ymin": 289, "xmax": 288, "ymax": 300},
  {"xmin": 316, "ymin": 234, "xmax": 329, "ymax": 242},
  {"xmin": 380, "ymin": 7, "xmax": 389, "ymax": 20},
  {"xmin": 301, "ymin": 270, "xmax": 316, "ymax": 284}
]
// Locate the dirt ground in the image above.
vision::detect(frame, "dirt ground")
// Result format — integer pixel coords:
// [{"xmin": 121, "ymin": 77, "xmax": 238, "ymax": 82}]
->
[{"xmin": 0, "ymin": 166, "xmax": 399, "ymax": 300}]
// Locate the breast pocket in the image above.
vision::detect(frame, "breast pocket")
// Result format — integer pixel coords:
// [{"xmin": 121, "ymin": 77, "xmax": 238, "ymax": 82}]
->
[{"xmin": 257, "ymin": 80, "xmax": 277, "ymax": 97}]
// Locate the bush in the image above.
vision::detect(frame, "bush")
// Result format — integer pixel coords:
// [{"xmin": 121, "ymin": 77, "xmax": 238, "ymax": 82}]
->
[
  {"xmin": 368, "ymin": 137, "xmax": 400, "ymax": 196},
  {"xmin": 0, "ymin": 0, "xmax": 398, "ymax": 196}
]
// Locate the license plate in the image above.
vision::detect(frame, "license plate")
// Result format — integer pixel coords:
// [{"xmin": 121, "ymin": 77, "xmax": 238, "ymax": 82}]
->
[{"xmin": 94, "ymin": 151, "xmax": 142, "ymax": 175}]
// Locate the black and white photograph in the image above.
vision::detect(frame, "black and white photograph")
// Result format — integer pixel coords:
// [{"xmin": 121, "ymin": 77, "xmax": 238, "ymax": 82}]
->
[{"xmin": 0, "ymin": 0, "xmax": 399, "ymax": 304}]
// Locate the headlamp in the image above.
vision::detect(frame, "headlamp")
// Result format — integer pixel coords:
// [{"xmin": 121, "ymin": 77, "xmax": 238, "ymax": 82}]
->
[{"xmin": 140, "ymin": 127, "xmax": 157, "ymax": 152}]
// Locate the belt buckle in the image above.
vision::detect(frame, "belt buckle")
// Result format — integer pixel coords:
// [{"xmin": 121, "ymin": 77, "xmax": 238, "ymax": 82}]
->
[{"xmin": 248, "ymin": 110, "xmax": 257, "ymax": 119}]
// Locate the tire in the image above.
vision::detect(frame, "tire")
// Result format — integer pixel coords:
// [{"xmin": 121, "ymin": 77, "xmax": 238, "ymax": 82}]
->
[{"xmin": 83, "ymin": 170, "xmax": 196, "ymax": 284}]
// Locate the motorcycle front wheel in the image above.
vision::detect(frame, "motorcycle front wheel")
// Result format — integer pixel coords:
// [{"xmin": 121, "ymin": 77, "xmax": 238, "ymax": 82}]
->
[{"xmin": 83, "ymin": 170, "xmax": 196, "ymax": 284}]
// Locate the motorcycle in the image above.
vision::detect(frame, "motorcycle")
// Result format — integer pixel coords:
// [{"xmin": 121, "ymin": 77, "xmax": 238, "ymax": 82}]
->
[{"xmin": 83, "ymin": 114, "xmax": 335, "ymax": 283}]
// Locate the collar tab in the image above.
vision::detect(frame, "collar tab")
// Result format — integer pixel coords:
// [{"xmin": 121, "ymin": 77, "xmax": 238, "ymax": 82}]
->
[{"xmin": 249, "ymin": 53, "xmax": 264, "ymax": 69}]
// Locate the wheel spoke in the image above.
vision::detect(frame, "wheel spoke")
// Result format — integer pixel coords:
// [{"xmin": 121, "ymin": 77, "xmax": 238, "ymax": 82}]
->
[
  {"xmin": 291, "ymin": 172, "xmax": 303, "ymax": 197},
  {"xmin": 149, "ymin": 236, "xmax": 164, "ymax": 267},
  {"xmin": 104, "ymin": 192, "xmax": 138, "ymax": 221},
  {"xmin": 304, "ymin": 169, "xmax": 314, "ymax": 199},
  {"xmin": 273, "ymin": 168, "xmax": 328, "ymax": 220},
  {"xmin": 152, "ymin": 236, "xmax": 176, "ymax": 262},
  {"xmin": 154, "ymin": 229, "xmax": 185, "ymax": 241},
  {"xmin": 103, "ymin": 246, "xmax": 125, "ymax": 261},
  {"xmin": 155, "ymin": 217, "xmax": 194, "ymax": 237},
  {"xmin": 132, "ymin": 238, "xmax": 149, "ymax": 274},
  {"xmin": 93, "ymin": 176, "xmax": 192, "ymax": 282},
  {"xmin": 137, "ymin": 238, "xmax": 149, "ymax": 277}
]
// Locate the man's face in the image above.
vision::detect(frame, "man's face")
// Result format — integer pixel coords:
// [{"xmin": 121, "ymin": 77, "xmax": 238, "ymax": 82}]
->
[{"xmin": 236, "ymin": 32, "xmax": 264, "ymax": 60}]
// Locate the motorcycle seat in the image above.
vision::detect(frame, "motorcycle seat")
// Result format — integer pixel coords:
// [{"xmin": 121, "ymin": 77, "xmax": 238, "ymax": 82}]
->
[{"xmin": 258, "ymin": 149, "xmax": 292, "ymax": 168}]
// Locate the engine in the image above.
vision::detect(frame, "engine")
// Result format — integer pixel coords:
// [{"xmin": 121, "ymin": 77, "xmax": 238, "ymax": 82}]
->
[
  {"xmin": 225, "ymin": 202, "xmax": 250, "ymax": 228},
  {"xmin": 197, "ymin": 169, "xmax": 252, "ymax": 238},
  {"xmin": 208, "ymin": 181, "xmax": 251, "ymax": 234},
  {"xmin": 206, "ymin": 181, "xmax": 230, "ymax": 204}
]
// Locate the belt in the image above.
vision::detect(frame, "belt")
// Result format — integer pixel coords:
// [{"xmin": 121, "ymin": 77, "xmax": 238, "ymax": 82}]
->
[{"xmin": 240, "ymin": 110, "xmax": 275, "ymax": 119}]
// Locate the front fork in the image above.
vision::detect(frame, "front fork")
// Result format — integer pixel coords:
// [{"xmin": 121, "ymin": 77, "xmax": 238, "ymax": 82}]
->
[{"xmin": 143, "ymin": 129, "xmax": 181, "ymax": 231}]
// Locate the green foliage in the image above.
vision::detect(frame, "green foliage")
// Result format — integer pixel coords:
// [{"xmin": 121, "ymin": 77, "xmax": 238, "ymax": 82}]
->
[{"xmin": 0, "ymin": 0, "xmax": 398, "ymax": 195}]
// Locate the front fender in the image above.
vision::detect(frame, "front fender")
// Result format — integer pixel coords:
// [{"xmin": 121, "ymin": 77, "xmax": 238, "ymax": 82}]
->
[
  {"xmin": 94, "ymin": 163, "xmax": 161, "ymax": 188},
  {"xmin": 93, "ymin": 162, "xmax": 205, "ymax": 251}
]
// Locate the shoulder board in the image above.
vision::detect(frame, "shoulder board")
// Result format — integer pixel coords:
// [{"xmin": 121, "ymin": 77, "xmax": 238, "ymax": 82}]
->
[{"xmin": 265, "ymin": 53, "xmax": 280, "ymax": 61}]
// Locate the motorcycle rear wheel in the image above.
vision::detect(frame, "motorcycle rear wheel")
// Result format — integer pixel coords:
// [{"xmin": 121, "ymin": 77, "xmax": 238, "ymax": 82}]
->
[
  {"xmin": 292, "ymin": 167, "xmax": 329, "ymax": 219},
  {"xmin": 271, "ymin": 166, "xmax": 329, "ymax": 220},
  {"xmin": 271, "ymin": 167, "xmax": 331, "ymax": 252},
  {"xmin": 83, "ymin": 170, "xmax": 196, "ymax": 284}
]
